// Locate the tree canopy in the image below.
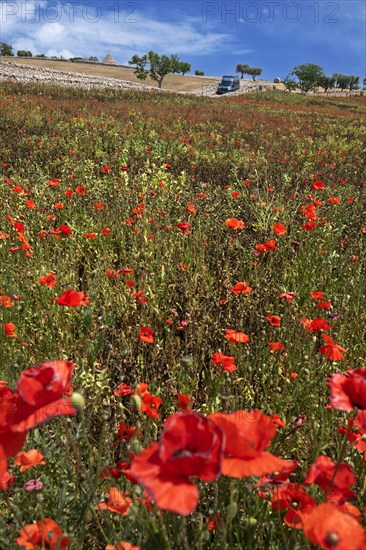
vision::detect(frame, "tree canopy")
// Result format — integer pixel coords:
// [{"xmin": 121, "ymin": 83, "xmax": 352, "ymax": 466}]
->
[
  {"xmin": 235, "ymin": 64, "xmax": 250, "ymax": 78},
  {"xmin": 128, "ymin": 51, "xmax": 191, "ymax": 89},
  {"xmin": 235, "ymin": 64, "xmax": 263, "ymax": 80},
  {"xmin": 0, "ymin": 42, "xmax": 14, "ymax": 56},
  {"xmin": 291, "ymin": 63, "xmax": 325, "ymax": 93}
]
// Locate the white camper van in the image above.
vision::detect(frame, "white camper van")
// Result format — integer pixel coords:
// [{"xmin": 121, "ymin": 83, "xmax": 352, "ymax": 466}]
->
[{"xmin": 217, "ymin": 75, "xmax": 240, "ymax": 94}]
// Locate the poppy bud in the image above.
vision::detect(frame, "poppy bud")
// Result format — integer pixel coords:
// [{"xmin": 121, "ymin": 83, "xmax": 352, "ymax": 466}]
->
[
  {"xmin": 71, "ymin": 392, "xmax": 85, "ymax": 411},
  {"xmin": 227, "ymin": 502, "xmax": 237, "ymax": 519},
  {"xmin": 181, "ymin": 355, "xmax": 193, "ymax": 367},
  {"xmin": 132, "ymin": 439, "xmax": 143, "ymax": 455},
  {"xmin": 247, "ymin": 517, "xmax": 257, "ymax": 526},
  {"xmin": 132, "ymin": 394, "xmax": 142, "ymax": 410}
]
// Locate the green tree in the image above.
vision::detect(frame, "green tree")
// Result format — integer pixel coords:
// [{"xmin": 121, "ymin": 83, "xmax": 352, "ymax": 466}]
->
[
  {"xmin": 129, "ymin": 51, "xmax": 191, "ymax": 89},
  {"xmin": 246, "ymin": 67, "xmax": 263, "ymax": 81},
  {"xmin": 291, "ymin": 63, "xmax": 325, "ymax": 93},
  {"xmin": 235, "ymin": 63, "xmax": 250, "ymax": 78},
  {"xmin": 178, "ymin": 62, "xmax": 191, "ymax": 76},
  {"xmin": 332, "ymin": 73, "xmax": 352, "ymax": 91},
  {"xmin": 0, "ymin": 42, "xmax": 14, "ymax": 56},
  {"xmin": 349, "ymin": 76, "xmax": 359, "ymax": 90},
  {"xmin": 17, "ymin": 50, "xmax": 32, "ymax": 57},
  {"xmin": 195, "ymin": 70, "xmax": 204, "ymax": 76},
  {"xmin": 283, "ymin": 75, "xmax": 298, "ymax": 92},
  {"xmin": 318, "ymin": 75, "xmax": 335, "ymax": 93}
]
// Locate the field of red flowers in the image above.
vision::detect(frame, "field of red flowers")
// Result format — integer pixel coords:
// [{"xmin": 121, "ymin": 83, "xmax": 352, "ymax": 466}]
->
[{"xmin": 0, "ymin": 81, "xmax": 365, "ymax": 549}]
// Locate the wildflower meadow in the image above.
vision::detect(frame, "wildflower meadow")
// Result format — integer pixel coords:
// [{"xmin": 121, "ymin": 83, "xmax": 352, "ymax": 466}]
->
[{"xmin": 0, "ymin": 81, "xmax": 365, "ymax": 549}]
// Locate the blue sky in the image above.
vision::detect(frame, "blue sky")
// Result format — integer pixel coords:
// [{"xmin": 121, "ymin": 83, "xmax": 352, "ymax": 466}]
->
[{"xmin": 1, "ymin": 1, "xmax": 365, "ymax": 80}]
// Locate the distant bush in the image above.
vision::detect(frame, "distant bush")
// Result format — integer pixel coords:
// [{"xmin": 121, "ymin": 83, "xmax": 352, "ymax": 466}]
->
[{"xmin": 17, "ymin": 50, "xmax": 33, "ymax": 57}]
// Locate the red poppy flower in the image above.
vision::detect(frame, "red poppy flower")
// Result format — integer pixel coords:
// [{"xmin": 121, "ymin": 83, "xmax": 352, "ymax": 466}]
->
[
  {"xmin": 38, "ymin": 273, "xmax": 57, "ymax": 288},
  {"xmin": 230, "ymin": 281, "xmax": 253, "ymax": 294},
  {"xmin": 302, "ymin": 221, "xmax": 317, "ymax": 231},
  {"xmin": 328, "ymin": 196, "xmax": 340, "ymax": 204},
  {"xmin": 25, "ymin": 199, "xmax": 35, "ymax": 209},
  {"xmin": 176, "ymin": 394, "xmax": 193, "ymax": 410},
  {"xmin": 130, "ymin": 412, "xmax": 224, "ymax": 515},
  {"xmin": 319, "ymin": 334, "xmax": 345, "ymax": 361},
  {"xmin": 3, "ymin": 322, "xmax": 16, "ymax": 337},
  {"xmin": 177, "ymin": 222, "xmax": 191, "ymax": 234},
  {"xmin": 96, "ymin": 487, "xmax": 132, "ymax": 515},
  {"xmin": 139, "ymin": 327, "xmax": 154, "ymax": 344},
  {"xmin": 311, "ymin": 291, "xmax": 324, "ymax": 299},
  {"xmin": 328, "ymin": 368, "xmax": 366, "ymax": 411},
  {"xmin": 106, "ymin": 543, "xmax": 139, "ymax": 550},
  {"xmin": 271, "ymin": 413, "xmax": 286, "ymax": 428},
  {"xmin": 225, "ymin": 329, "xmax": 250, "ymax": 343},
  {"xmin": 255, "ymin": 240, "xmax": 278, "ymax": 252},
  {"xmin": 273, "ymin": 222, "xmax": 286, "ymax": 236},
  {"xmin": 269, "ymin": 342, "xmax": 285, "ymax": 352},
  {"xmin": 308, "ymin": 318, "xmax": 332, "ymax": 332},
  {"xmin": 47, "ymin": 178, "xmax": 60, "ymax": 187},
  {"xmin": 114, "ymin": 383, "xmax": 132, "ymax": 397},
  {"xmin": 212, "ymin": 352, "xmax": 237, "ymax": 373},
  {"xmin": 208, "ymin": 410, "xmax": 296, "ymax": 478},
  {"xmin": 16, "ymin": 518, "xmax": 71, "ymax": 549},
  {"xmin": 114, "ymin": 423, "xmax": 136, "ymax": 445},
  {"xmin": 57, "ymin": 224, "xmax": 73, "ymax": 236},
  {"xmin": 53, "ymin": 289, "xmax": 90, "ymax": 307},
  {"xmin": 317, "ymin": 300, "xmax": 331, "ymax": 310},
  {"xmin": 305, "ymin": 455, "xmax": 356, "ymax": 504},
  {"xmin": 0, "ymin": 470, "xmax": 15, "ymax": 490},
  {"xmin": 140, "ymin": 393, "xmax": 162, "ymax": 419},
  {"xmin": 278, "ymin": 292, "xmax": 296, "ymax": 302},
  {"xmin": 134, "ymin": 383, "xmax": 149, "ymax": 398},
  {"xmin": 312, "ymin": 180, "xmax": 325, "ymax": 190},
  {"xmin": 339, "ymin": 411, "xmax": 366, "ymax": 459},
  {"xmin": 10, "ymin": 360, "xmax": 76, "ymax": 432},
  {"xmin": 271, "ymin": 483, "xmax": 316, "ymax": 528},
  {"xmin": 225, "ymin": 218, "xmax": 246, "ymax": 229},
  {"xmin": 206, "ymin": 512, "xmax": 223, "ymax": 531},
  {"xmin": 186, "ymin": 202, "xmax": 196, "ymax": 214},
  {"xmin": 256, "ymin": 461, "xmax": 298, "ymax": 490},
  {"xmin": 266, "ymin": 315, "xmax": 281, "ymax": 327},
  {"xmin": 14, "ymin": 449, "xmax": 46, "ymax": 472},
  {"xmin": 0, "ymin": 295, "xmax": 14, "ymax": 308},
  {"xmin": 106, "ymin": 269, "xmax": 119, "ymax": 279},
  {"xmin": 132, "ymin": 290, "xmax": 148, "ymax": 305},
  {"xmin": 303, "ymin": 503, "xmax": 366, "ymax": 550}
]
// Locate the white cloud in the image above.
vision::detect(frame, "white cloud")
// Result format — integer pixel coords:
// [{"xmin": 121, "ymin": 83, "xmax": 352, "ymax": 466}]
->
[
  {"xmin": 0, "ymin": 1, "xmax": 231, "ymax": 61},
  {"xmin": 33, "ymin": 22, "xmax": 67, "ymax": 44},
  {"xmin": 232, "ymin": 49, "xmax": 254, "ymax": 55}
]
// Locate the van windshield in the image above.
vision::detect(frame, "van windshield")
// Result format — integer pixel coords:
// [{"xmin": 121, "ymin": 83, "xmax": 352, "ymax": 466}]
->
[{"xmin": 221, "ymin": 79, "xmax": 234, "ymax": 86}]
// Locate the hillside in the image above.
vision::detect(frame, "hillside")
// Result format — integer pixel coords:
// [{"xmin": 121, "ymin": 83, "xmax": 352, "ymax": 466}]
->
[{"xmin": 1, "ymin": 56, "xmax": 285, "ymax": 94}]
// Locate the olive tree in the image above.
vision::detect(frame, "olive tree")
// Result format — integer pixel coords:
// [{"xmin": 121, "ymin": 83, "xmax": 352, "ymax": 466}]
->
[{"xmin": 129, "ymin": 51, "xmax": 191, "ymax": 89}]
